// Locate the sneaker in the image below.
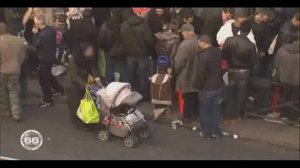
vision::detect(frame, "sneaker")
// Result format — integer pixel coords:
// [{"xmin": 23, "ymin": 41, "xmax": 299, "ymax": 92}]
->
[
  {"xmin": 199, "ymin": 132, "xmax": 211, "ymax": 140},
  {"xmin": 11, "ymin": 113, "xmax": 21, "ymax": 121},
  {"xmin": 52, "ymin": 91, "xmax": 65, "ymax": 96},
  {"xmin": 39, "ymin": 101, "xmax": 53, "ymax": 108},
  {"xmin": 211, "ymin": 134, "xmax": 222, "ymax": 140},
  {"xmin": 264, "ymin": 112, "xmax": 281, "ymax": 123}
]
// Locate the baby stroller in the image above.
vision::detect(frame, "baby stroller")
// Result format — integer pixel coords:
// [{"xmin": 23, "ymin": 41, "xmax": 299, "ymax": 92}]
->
[
  {"xmin": 90, "ymin": 82, "xmax": 150, "ymax": 148},
  {"xmin": 150, "ymin": 56, "xmax": 173, "ymax": 120}
]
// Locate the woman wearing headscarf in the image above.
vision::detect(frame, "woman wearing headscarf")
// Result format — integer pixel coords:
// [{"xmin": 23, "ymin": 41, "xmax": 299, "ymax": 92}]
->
[{"xmin": 66, "ymin": 42, "xmax": 100, "ymax": 129}]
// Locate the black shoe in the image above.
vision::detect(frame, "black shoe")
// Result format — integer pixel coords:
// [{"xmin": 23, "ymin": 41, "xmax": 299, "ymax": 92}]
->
[
  {"xmin": 52, "ymin": 90, "xmax": 65, "ymax": 96},
  {"xmin": 39, "ymin": 101, "xmax": 53, "ymax": 108}
]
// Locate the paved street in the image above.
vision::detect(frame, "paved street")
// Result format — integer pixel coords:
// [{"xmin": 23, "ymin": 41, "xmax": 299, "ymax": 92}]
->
[{"xmin": 0, "ymin": 77, "xmax": 299, "ymax": 160}]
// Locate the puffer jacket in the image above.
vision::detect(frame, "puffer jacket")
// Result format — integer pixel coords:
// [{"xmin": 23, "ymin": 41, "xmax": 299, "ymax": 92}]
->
[
  {"xmin": 120, "ymin": 15, "xmax": 153, "ymax": 58},
  {"xmin": 154, "ymin": 30, "xmax": 181, "ymax": 68},
  {"xmin": 273, "ymin": 43, "xmax": 299, "ymax": 86}
]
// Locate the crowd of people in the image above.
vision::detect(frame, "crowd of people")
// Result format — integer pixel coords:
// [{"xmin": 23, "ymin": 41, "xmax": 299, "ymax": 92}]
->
[{"xmin": 0, "ymin": 7, "xmax": 299, "ymax": 139}]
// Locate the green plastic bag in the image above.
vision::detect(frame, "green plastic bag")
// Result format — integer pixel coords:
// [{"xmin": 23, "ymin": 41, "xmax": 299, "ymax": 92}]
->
[
  {"xmin": 76, "ymin": 89, "xmax": 100, "ymax": 124},
  {"xmin": 97, "ymin": 49, "xmax": 106, "ymax": 78}
]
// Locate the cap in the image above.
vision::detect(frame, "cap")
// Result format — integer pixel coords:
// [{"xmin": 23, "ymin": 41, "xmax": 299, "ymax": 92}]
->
[
  {"xmin": 132, "ymin": 8, "xmax": 151, "ymax": 14},
  {"xmin": 179, "ymin": 23, "xmax": 195, "ymax": 32}
]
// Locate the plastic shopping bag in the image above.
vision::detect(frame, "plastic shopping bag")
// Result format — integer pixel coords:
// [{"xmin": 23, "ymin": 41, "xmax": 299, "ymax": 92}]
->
[
  {"xmin": 76, "ymin": 89, "xmax": 100, "ymax": 124},
  {"xmin": 97, "ymin": 49, "xmax": 106, "ymax": 78}
]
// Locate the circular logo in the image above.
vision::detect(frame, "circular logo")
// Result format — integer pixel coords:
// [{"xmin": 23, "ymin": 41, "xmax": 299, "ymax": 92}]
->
[{"xmin": 20, "ymin": 130, "xmax": 43, "ymax": 151}]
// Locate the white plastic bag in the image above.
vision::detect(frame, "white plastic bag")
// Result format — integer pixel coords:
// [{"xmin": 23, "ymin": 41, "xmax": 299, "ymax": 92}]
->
[
  {"xmin": 51, "ymin": 65, "xmax": 67, "ymax": 76},
  {"xmin": 223, "ymin": 72, "xmax": 229, "ymax": 86}
]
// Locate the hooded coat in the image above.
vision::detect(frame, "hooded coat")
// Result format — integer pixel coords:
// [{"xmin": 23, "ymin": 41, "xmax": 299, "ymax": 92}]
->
[{"xmin": 120, "ymin": 15, "xmax": 153, "ymax": 58}]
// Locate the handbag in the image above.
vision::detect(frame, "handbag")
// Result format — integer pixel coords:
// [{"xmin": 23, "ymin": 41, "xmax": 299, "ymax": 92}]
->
[{"xmin": 76, "ymin": 89, "xmax": 100, "ymax": 124}]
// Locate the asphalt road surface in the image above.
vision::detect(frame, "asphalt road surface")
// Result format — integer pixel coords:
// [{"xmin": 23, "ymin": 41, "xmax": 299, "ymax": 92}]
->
[{"xmin": 0, "ymin": 79, "xmax": 299, "ymax": 160}]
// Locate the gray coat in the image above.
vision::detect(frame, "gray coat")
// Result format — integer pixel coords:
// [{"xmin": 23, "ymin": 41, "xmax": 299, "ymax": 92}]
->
[
  {"xmin": 274, "ymin": 43, "xmax": 299, "ymax": 86},
  {"xmin": 174, "ymin": 34, "xmax": 199, "ymax": 93}
]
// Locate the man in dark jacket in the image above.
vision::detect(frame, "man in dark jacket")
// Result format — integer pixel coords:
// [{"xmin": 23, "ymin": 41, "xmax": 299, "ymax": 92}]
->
[
  {"xmin": 98, "ymin": 8, "xmax": 125, "ymax": 83},
  {"xmin": 68, "ymin": 9, "xmax": 98, "ymax": 53},
  {"xmin": 192, "ymin": 35, "xmax": 223, "ymax": 139},
  {"xmin": 222, "ymin": 20, "xmax": 258, "ymax": 122},
  {"xmin": 120, "ymin": 8, "xmax": 153, "ymax": 100},
  {"xmin": 272, "ymin": 32, "xmax": 299, "ymax": 121},
  {"xmin": 174, "ymin": 24, "xmax": 199, "ymax": 124},
  {"xmin": 250, "ymin": 8, "xmax": 272, "ymax": 77},
  {"xmin": 32, "ymin": 15, "xmax": 64, "ymax": 107}
]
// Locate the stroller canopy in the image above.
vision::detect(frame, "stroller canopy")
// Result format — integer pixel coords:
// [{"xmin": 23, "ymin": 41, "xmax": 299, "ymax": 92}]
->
[{"xmin": 96, "ymin": 82, "xmax": 143, "ymax": 108}]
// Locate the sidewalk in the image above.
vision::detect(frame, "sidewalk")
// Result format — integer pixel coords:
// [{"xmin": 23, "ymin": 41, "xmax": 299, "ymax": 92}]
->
[{"xmin": 138, "ymin": 103, "xmax": 300, "ymax": 150}]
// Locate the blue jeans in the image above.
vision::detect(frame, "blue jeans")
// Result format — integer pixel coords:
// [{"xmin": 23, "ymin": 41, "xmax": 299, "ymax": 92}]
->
[
  {"xmin": 105, "ymin": 56, "xmax": 126, "ymax": 83},
  {"xmin": 198, "ymin": 88, "xmax": 222, "ymax": 136},
  {"xmin": 221, "ymin": 82, "xmax": 229, "ymax": 116},
  {"xmin": 227, "ymin": 71, "xmax": 250, "ymax": 118},
  {"xmin": 125, "ymin": 57, "xmax": 150, "ymax": 100}
]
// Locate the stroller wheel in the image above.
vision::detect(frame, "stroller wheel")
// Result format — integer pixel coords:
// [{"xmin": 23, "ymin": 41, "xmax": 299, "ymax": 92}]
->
[
  {"xmin": 124, "ymin": 135, "xmax": 137, "ymax": 148},
  {"xmin": 139, "ymin": 129, "xmax": 150, "ymax": 139},
  {"xmin": 98, "ymin": 130, "xmax": 109, "ymax": 142}
]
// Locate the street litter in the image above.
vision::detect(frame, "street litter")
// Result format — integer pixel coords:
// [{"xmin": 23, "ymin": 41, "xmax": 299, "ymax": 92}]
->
[
  {"xmin": 171, "ymin": 120, "xmax": 183, "ymax": 130},
  {"xmin": 222, "ymin": 131, "xmax": 230, "ymax": 136},
  {"xmin": 233, "ymin": 134, "xmax": 239, "ymax": 139}
]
